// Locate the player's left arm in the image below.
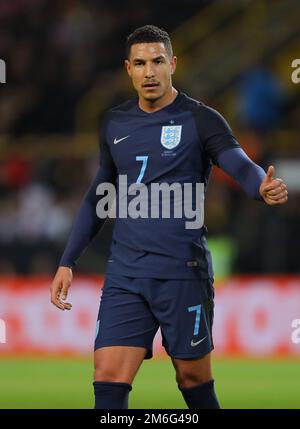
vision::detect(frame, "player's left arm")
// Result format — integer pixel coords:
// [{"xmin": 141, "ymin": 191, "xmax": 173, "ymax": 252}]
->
[
  {"xmin": 258, "ymin": 164, "xmax": 288, "ymax": 205},
  {"xmin": 217, "ymin": 148, "xmax": 288, "ymax": 205},
  {"xmin": 200, "ymin": 105, "xmax": 288, "ymax": 205}
]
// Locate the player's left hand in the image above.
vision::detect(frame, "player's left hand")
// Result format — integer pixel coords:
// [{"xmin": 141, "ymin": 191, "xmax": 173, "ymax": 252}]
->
[{"xmin": 259, "ymin": 165, "xmax": 288, "ymax": 205}]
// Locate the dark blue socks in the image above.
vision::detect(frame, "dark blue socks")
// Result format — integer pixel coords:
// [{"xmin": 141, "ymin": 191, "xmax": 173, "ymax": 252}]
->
[
  {"xmin": 93, "ymin": 379, "xmax": 219, "ymax": 409},
  {"xmin": 93, "ymin": 381, "xmax": 132, "ymax": 409},
  {"xmin": 179, "ymin": 379, "xmax": 220, "ymax": 409}
]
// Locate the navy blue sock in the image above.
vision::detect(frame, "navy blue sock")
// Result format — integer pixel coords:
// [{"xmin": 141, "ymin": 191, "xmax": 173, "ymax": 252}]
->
[
  {"xmin": 179, "ymin": 379, "xmax": 220, "ymax": 409},
  {"xmin": 93, "ymin": 381, "xmax": 132, "ymax": 409}
]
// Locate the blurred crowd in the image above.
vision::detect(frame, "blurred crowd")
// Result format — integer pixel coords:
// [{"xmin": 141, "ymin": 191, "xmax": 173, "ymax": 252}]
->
[
  {"xmin": 0, "ymin": 0, "xmax": 299, "ymax": 275},
  {"xmin": 0, "ymin": 0, "xmax": 207, "ymax": 135}
]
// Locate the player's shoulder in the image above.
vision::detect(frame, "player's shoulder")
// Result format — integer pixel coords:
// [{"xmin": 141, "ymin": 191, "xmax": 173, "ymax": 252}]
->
[
  {"xmin": 179, "ymin": 92, "xmax": 205, "ymax": 110},
  {"xmin": 107, "ymin": 98, "xmax": 137, "ymax": 116},
  {"xmin": 181, "ymin": 92, "xmax": 232, "ymax": 134},
  {"xmin": 99, "ymin": 98, "xmax": 137, "ymax": 130},
  {"xmin": 180, "ymin": 92, "xmax": 225, "ymax": 120}
]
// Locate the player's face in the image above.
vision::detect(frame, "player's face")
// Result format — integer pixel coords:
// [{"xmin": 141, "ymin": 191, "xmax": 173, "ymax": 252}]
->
[{"xmin": 125, "ymin": 43, "xmax": 177, "ymax": 103}]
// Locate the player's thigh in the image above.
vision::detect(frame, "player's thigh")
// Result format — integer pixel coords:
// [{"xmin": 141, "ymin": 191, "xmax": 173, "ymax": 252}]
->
[
  {"xmin": 94, "ymin": 345, "xmax": 147, "ymax": 384},
  {"xmin": 171, "ymin": 351, "xmax": 213, "ymax": 388},
  {"xmin": 94, "ymin": 274, "xmax": 159, "ymax": 373},
  {"xmin": 151, "ymin": 277, "xmax": 215, "ymax": 361}
]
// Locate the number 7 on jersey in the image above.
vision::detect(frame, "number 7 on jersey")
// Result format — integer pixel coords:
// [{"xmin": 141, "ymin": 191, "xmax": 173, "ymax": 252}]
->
[{"xmin": 136, "ymin": 156, "xmax": 149, "ymax": 183}]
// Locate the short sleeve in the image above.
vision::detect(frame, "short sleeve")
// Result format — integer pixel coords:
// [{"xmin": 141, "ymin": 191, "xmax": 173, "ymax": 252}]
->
[{"xmin": 194, "ymin": 105, "xmax": 240, "ymax": 166}]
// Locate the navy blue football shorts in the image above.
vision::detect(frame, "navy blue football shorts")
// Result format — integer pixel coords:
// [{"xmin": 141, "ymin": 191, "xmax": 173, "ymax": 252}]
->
[{"xmin": 94, "ymin": 274, "xmax": 215, "ymax": 360}]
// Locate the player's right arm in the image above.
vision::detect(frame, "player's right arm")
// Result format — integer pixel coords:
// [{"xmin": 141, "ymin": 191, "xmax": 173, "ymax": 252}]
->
[
  {"xmin": 50, "ymin": 266, "xmax": 73, "ymax": 311},
  {"xmin": 50, "ymin": 115, "xmax": 117, "ymax": 310}
]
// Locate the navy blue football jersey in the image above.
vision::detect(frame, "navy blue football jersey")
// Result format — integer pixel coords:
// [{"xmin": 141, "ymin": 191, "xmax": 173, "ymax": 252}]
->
[{"xmin": 99, "ymin": 91, "xmax": 239, "ymax": 279}]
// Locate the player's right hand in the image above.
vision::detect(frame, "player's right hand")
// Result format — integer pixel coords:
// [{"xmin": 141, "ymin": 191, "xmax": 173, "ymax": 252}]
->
[{"xmin": 50, "ymin": 266, "xmax": 73, "ymax": 311}]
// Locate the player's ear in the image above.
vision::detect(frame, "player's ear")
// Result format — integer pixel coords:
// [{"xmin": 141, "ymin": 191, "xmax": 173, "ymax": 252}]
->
[
  {"xmin": 124, "ymin": 59, "xmax": 131, "ymax": 77},
  {"xmin": 170, "ymin": 56, "xmax": 177, "ymax": 75}
]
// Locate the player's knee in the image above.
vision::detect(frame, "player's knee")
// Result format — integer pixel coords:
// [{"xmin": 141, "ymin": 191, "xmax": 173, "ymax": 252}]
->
[
  {"xmin": 94, "ymin": 367, "xmax": 121, "ymax": 382},
  {"xmin": 93, "ymin": 367, "xmax": 131, "ymax": 384},
  {"xmin": 175, "ymin": 367, "xmax": 212, "ymax": 388}
]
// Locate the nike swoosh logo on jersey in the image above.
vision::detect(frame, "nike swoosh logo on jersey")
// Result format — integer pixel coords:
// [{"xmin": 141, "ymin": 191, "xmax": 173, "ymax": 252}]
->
[
  {"xmin": 113, "ymin": 135, "xmax": 130, "ymax": 144},
  {"xmin": 190, "ymin": 336, "xmax": 207, "ymax": 347}
]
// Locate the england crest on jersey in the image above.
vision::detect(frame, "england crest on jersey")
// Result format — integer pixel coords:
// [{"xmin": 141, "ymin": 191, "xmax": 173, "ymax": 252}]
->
[{"xmin": 160, "ymin": 125, "xmax": 182, "ymax": 149}]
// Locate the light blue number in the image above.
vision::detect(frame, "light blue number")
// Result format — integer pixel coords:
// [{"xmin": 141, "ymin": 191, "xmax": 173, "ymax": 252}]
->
[
  {"xmin": 188, "ymin": 304, "xmax": 202, "ymax": 336},
  {"xmin": 136, "ymin": 156, "xmax": 148, "ymax": 183},
  {"xmin": 95, "ymin": 320, "xmax": 100, "ymax": 340}
]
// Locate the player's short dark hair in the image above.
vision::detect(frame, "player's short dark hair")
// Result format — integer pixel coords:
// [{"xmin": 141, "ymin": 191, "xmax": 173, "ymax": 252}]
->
[{"xmin": 125, "ymin": 25, "xmax": 173, "ymax": 59}]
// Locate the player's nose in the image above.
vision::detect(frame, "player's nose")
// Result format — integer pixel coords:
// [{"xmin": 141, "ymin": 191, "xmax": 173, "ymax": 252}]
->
[{"xmin": 144, "ymin": 63, "xmax": 155, "ymax": 78}]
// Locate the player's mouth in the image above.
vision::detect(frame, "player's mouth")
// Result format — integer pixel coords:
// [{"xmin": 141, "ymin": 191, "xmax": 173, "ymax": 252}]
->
[{"xmin": 142, "ymin": 82, "xmax": 160, "ymax": 89}]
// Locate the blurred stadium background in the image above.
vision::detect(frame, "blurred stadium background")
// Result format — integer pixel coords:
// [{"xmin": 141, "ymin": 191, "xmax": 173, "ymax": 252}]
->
[{"xmin": 0, "ymin": 0, "xmax": 300, "ymax": 409}]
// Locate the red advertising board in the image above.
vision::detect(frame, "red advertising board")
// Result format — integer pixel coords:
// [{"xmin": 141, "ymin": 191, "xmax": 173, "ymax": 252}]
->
[{"xmin": 0, "ymin": 275, "xmax": 300, "ymax": 357}]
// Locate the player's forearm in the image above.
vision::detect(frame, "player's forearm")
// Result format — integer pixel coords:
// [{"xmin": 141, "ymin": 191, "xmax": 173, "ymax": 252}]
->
[
  {"xmin": 59, "ymin": 167, "xmax": 115, "ymax": 268},
  {"xmin": 59, "ymin": 198, "xmax": 105, "ymax": 268},
  {"xmin": 217, "ymin": 147, "xmax": 266, "ymax": 200}
]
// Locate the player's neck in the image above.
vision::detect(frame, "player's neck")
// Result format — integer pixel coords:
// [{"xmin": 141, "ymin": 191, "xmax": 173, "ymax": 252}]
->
[{"xmin": 138, "ymin": 87, "xmax": 178, "ymax": 113}]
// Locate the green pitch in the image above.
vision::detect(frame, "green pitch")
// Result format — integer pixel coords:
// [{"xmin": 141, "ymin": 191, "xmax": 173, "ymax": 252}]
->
[{"xmin": 0, "ymin": 356, "xmax": 299, "ymax": 408}]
